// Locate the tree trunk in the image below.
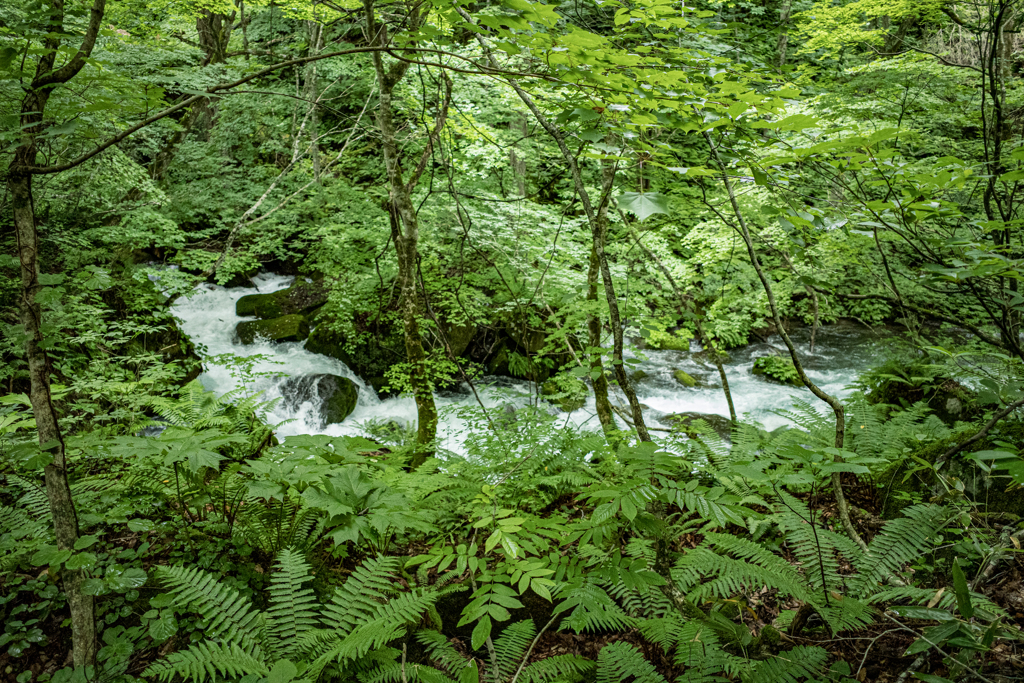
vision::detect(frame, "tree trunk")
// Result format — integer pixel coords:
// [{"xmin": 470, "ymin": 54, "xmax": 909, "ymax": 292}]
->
[
  {"xmin": 587, "ymin": 244, "xmax": 617, "ymax": 435},
  {"xmin": 776, "ymin": 0, "xmax": 792, "ymax": 67},
  {"xmin": 151, "ymin": 9, "xmax": 235, "ymax": 176},
  {"xmin": 303, "ymin": 20, "xmax": 324, "ymax": 182},
  {"xmin": 8, "ymin": 0, "xmax": 106, "ymax": 666},
  {"xmin": 11, "ymin": 161, "xmax": 97, "ymax": 669},
  {"xmin": 363, "ymin": 0, "xmax": 446, "ymax": 463}
]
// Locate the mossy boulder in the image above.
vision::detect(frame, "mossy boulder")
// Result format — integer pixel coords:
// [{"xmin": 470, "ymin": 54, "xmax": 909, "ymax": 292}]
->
[
  {"xmin": 542, "ymin": 377, "xmax": 588, "ymax": 412},
  {"xmin": 655, "ymin": 335, "xmax": 690, "ymax": 351},
  {"xmin": 632, "ymin": 369, "xmax": 649, "ymax": 382},
  {"xmin": 486, "ymin": 343, "xmax": 510, "ymax": 376},
  {"xmin": 862, "ymin": 359, "xmax": 979, "ymax": 425},
  {"xmin": 304, "ymin": 319, "xmax": 405, "ymax": 392},
  {"xmin": 444, "ymin": 321, "xmax": 477, "ymax": 357},
  {"xmin": 236, "ymin": 278, "xmax": 327, "ymax": 319},
  {"xmin": 673, "ymin": 369, "xmax": 698, "ymax": 387},
  {"xmin": 752, "ymin": 356, "xmax": 801, "ymax": 386},
  {"xmin": 236, "ymin": 314, "xmax": 309, "ymax": 344},
  {"xmin": 664, "ymin": 412, "xmax": 732, "ymax": 440},
  {"xmin": 280, "ymin": 373, "xmax": 358, "ymax": 427},
  {"xmin": 305, "ymin": 326, "xmax": 354, "ymax": 367}
]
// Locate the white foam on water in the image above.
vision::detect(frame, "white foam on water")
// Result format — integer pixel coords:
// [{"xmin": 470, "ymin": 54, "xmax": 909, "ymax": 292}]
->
[{"xmin": 173, "ymin": 275, "xmax": 885, "ymax": 450}]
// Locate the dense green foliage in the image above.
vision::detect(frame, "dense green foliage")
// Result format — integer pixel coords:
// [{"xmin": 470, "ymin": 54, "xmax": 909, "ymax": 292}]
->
[{"xmin": 2, "ymin": 0, "xmax": 1024, "ymax": 680}]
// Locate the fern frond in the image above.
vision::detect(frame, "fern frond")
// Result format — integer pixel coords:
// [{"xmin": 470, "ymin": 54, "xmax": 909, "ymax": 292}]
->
[
  {"xmin": 518, "ymin": 654, "xmax": 594, "ymax": 683},
  {"xmin": 595, "ymin": 642, "xmax": 666, "ymax": 683},
  {"xmin": 143, "ymin": 640, "xmax": 268, "ymax": 683},
  {"xmin": 742, "ymin": 646, "xmax": 828, "ymax": 683},
  {"xmin": 154, "ymin": 565, "xmax": 264, "ymax": 648},
  {"xmin": 674, "ymin": 537, "xmax": 812, "ymax": 606},
  {"xmin": 417, "ymin": 630, "xmax": 472, "ymax": 676},
  {"xmin": 266, "ymin": 548, "xmax": 320, "ymax": 660},
  {"xmin": 637, "ymin": 616, "xmax": 686, "ymax": 653},
  {"xmin": 323, "ymin": 556, "xmax": 401, "ymax": 633},
  {"xmin": 8, "ymin": 475, "xmax": 51, "ymax": 522},
  {"xmin": 557, "ymin": 581, "xmax": 636, "ymax": 634},
  {"xmin": 492, "ymin": 620, "xmax": 536, "ymax": 682},
  {"xmin": 851, "ymin": 504, "xmax": 948, "ymax": 592}
]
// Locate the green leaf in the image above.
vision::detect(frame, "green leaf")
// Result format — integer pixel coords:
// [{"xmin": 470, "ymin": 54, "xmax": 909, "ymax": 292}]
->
[
  {"xmin": 31, "ymin": 546, "xmax": 71, "ymax": 567},
  {"xmin": 620, "ymin": 496, "xmax": 637, "ymax": 521},
  {"xmin": 266, "ymin": 660, "xmax": 297, "ymax": 683},
  {"xmin": 618, "ymin": 192, "xmax": 670, "ymax": 222},
  {"xmin": 890, "ymin": 607, "xmax": 955, "ymax": 621},
  {"xmin": 107, "ymin": 567, "xmax": 147, "ymax": 592},
  {"xmin": 952, "ymin": 558, "xmax": 974, "ymax": 619},
  {"xmin": 471, "ymin": 615, "xmax": 492, "ymax": 651},
  {"xmin": 485, "ymin": 529, "xmax": 502, "ymax": 554},
  {"xmin": 127, "ymin": 518, "xmax": 156, "ymax": 532},
  {"xmin": 148, "ymin": 610, "xmax": 178, "ymax": 642},
  {"xmin": 74, "ymin": 535, "xmax": 99, "ymax": 550},
  {"xmin": 65, "ymin": 552, "xmax": 97, "ymax": 571},
  {"xmin": 913, "ymin": 674, "xmax": 955, "ymax": 683}
]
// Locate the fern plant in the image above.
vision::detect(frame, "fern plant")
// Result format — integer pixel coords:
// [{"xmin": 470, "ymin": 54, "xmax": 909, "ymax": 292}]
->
[
  {"xmin": 360, "ymin": 620, "xmax": 593, "ymax": 683},
  {"xmin": 144, "ymin": 551, "xmax": 463, "ymax": 683}
]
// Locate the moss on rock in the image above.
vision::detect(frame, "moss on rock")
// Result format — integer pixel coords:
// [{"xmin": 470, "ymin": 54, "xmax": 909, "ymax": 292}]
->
[
  {"xmin": 665, "ymin": 412, "xmax": 732, "ymax": 440},
  {"xmin": 236, "ymin": 278, "xmax": 327, "ymax": 319},
  {"xmin": 673, "ymin": 369, "xmax": 698, "ymax": 387},
  {"xmin": 236, "ymin": 314, "xmax": 309, "ymax": 344},
  {"xmin": 305, "ymin": 326, "xmax": 354, "ymax": 367},
  {"xmin": 752, "ymin": 356, "xmax": 801, "ymax": 386}
]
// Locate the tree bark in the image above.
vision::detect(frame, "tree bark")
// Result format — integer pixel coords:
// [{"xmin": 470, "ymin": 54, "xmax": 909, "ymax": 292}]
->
[
  {"xmin": 587, "ymin": 243, "xmax": 617, "ymax": 435},
  {"xmin": 363, "ymin": 0, "xmax": 449, "ymax": 462},
  {"xmin": 7, "ymin": 0, "xmax": 107, "ymax": 665}
]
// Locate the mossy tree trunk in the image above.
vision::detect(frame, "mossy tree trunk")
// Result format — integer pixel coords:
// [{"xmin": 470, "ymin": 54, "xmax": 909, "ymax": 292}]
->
[
  {"xmin": 363, "ymin": 0, "xmax": 452, "ymax": 463},
  {"xmin": 7, "ymin": 0, "xmax": 107, "ymax": 667}
]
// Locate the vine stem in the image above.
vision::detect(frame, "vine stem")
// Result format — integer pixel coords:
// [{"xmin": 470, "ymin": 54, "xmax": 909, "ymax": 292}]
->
[{"xmin": 508, "ymin": 615, "xmax": 557, "ymax": 683}]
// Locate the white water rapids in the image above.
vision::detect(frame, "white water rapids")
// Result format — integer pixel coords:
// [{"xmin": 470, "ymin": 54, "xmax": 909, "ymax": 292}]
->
[{"xmin": 173, "ymin": 274, "xmax": 887, "ymax": 452}]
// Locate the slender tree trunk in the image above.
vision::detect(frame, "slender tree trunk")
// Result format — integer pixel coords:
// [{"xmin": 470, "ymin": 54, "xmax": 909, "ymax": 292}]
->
[
  {"xmin": 776, "ymin": 0, "xmax": 792, "ymax": 67},
  {"xmin": 363, "ymin": 0, "xmax": 448, "ymax": 462},
  {"xmin": 587, "ymin": 244, "xmax": 617, "ymax": 435},
  {"xmin": 457, "ymin": 8, "xmax": 651, "ymax": 440},
  {"xmin": 702, "ymin": 131, "xmax": 867, "ymax": 552},
  {"xmin": 11, "ymin": 162, "xmax": 96, "ymax": 669},
  {"xmin": 303, "ymin": 20, "xmax": 324, "ymax": 182}
]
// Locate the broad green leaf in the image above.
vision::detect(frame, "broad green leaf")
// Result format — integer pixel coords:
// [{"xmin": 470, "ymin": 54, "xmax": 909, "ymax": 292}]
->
[
  {"xmin": 618, "ymin": 192, "xmax": 670, "ymax": 222},
  {"xmin": 471, "ymin": 615, "xmax": 492, "ymax": 650}
]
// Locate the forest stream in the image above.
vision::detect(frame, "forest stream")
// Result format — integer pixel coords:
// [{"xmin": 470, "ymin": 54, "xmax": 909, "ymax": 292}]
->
[{"xmin": 174, "ymin": 273, "xmax": 891, "ymax": 451}]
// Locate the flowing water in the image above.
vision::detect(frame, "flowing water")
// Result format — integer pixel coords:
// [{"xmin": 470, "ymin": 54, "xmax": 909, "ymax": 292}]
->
[{"xmin": 173, "ymin": 274, "xmax": 891, "ymax": 452}]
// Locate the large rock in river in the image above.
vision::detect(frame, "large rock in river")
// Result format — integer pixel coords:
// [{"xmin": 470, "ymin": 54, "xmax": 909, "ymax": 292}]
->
[
  {"xmin": 280, "ymin": 373, "xmax": 359, "ymax": 427},
  {"xmin": 236, "ymin": 278, "xmax": 327, "ymax": 319},
  {"xmin": 236, "ymin": 314, "xmax": 309, "ymax": 344}
]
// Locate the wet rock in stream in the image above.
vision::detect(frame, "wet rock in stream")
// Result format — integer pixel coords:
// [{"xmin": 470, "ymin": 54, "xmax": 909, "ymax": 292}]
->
[{"xmin": 280, "ymin": 373, "xmax": 359, "ymax": 427}]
